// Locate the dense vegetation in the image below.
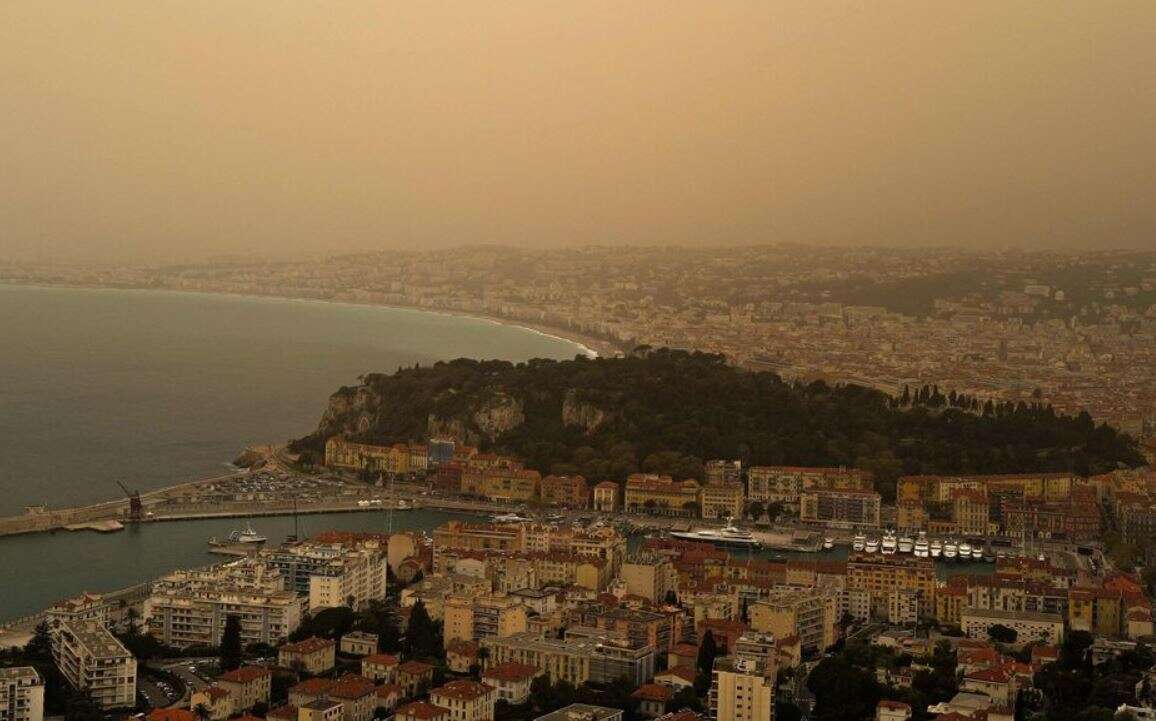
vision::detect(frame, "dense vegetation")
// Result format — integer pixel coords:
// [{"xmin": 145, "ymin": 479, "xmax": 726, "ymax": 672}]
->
[{"xmin": 293, "ymin": 349, "xmax": 1143, "ymax": 498}]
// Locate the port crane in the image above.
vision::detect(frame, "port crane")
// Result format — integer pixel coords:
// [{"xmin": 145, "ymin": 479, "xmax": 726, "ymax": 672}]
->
[{"xmin": 116, "ymin": 480, "xmax": 143, "ymax": 522}]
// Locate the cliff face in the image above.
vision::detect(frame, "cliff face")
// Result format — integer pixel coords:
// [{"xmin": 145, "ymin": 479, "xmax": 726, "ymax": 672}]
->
[
  {"xmin": 319, "ymin": 386, "xmax": 380, "ymax": 437},
  {"xmin": 562, "ymin": 388, "xmax": 608, "ymax": 434}
]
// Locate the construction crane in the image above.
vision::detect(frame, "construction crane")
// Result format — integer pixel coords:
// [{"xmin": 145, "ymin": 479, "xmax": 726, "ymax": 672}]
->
[{"xmin": 116, "ymin": 480, "xmax": 143, "ymax": 523}]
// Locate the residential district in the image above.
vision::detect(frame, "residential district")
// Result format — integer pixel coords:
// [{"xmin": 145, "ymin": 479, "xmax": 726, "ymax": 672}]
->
[
  {"xmin": 3, "ymin": 439, "xmax": 1155, "ymax": 721},
  {"xmin": 3, "ymin": 247, "xmax": 1154, "ymax": 449}
]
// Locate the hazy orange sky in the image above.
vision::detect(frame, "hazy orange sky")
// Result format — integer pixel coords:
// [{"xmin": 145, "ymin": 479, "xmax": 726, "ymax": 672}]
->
[{"xmin": 2, "ymin": 1, "xmax": 1154, "ymax": 262}]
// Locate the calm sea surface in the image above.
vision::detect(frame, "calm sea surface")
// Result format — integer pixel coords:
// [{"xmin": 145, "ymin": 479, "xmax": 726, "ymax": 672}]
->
[{"xmin": 0, "ymin": 284, "xmax": 584, "ymax": 619}]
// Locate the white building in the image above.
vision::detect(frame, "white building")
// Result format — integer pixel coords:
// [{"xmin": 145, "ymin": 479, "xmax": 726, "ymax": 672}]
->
[
  {"xmin": 144, "ymin": 560, "xmax": 303, "ymax": 648},
  {"xmin": 53, "ymin": 621, "xmax": 137, "ymax": 709},
  {"xmin": 709, "ymin": 656, "xmax": 775, "ymax": 721},
  {"xmin": 0, "ymin": 667, "xmax": 45, "ymax": 721}
]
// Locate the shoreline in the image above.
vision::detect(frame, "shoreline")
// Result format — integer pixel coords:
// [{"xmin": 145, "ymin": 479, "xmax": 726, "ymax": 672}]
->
[{"xmin": 0, "ymin": 280, "xmax": 625, "ymax": 360}]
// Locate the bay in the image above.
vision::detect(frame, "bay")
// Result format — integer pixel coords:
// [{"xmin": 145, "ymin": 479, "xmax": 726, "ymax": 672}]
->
[{"xmin": 0, "ymin": 283, "xmax": 584, "ymax": 619}]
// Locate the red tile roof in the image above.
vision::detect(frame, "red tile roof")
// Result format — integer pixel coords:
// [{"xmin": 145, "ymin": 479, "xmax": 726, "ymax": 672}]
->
[
  {"xmin": 218, "ymin": 666, "xmax": 272, "ymax": 684},
  {"xmin": 431, "ymin": 680, "xmax": 494, "ymax": 702},
  {"xmin": 363, "ymin": 653, "xmax": 400, "ymax": 667},
  {"xmin": 483, "ymin": 662, "xmax": 539, "ymax": 683},
  {"xmin": 396, "ymin": 701, "xmax": 450, "ymax": 720},
  {"xmin": 267, "ymin": 706, "xmax": 297, "ymax": 721},
  {"xmin": 398, "ymin": 660, "xmax": 435, "ymax": 676},
  {"xmin": 290, "ymin": 678, "xmax": 335, "ymax": 696},
  {"xmin": 632, "ymin": 684, "xmax": 674, "ymax": 702},
  {"xmin": 280, "ymin": 637, "xmax": 335, "ymax": 655},
  {"xmin": 148, "ymin": 711, "xmax": 196, "ymax": 721}
]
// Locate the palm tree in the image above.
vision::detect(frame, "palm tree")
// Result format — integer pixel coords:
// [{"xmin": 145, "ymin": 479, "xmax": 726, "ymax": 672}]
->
[{"xmin": 193, "ymin": 703, "xmax": 212, "ymax": 721}]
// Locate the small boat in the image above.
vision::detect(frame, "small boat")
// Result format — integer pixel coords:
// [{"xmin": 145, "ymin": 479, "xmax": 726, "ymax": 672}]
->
[
  {"xmin": 913, "ymin": 536, "xmax": 930, "ymax": 558},
  {"xmin": 958, "ymin": 542, "xmax": 972, "ymax": 560},
  {"xmin": 823, "ymin": 537, "xmax": 835, "ymax": 550},
  {"xmin": 898, "ymin": 536, "xmax": 914, "ymax": 554},
  {"xmin": 881, "ymin": 533, "xmax": 897, "ymax": 555},
  {"xmin": 971, "ymin": 545, "xmax": 984, "ymax": 560},
  {"xmin": 1037, "ymin": 552, "xmax": 1047, "ymax": 562},
  {"xmin": 943, "ymin": 541, "xmax": 958, "ymax": 560},
  {"xmin": 983, "ymin": 548, "xmax": 996, "ymax": 563},
  {"xmin": 492, "ymin": 513, "xmax": 532, "ymax": 523},
  {"xmin": 852, "ymin": 534, "xmax": 866, "ymax": 552},
  {"xmin": 930, "ymin": 539, "xmax": 943, "ymax": 558},
  {"xmin": 865, "ymin": 537, "xmax": 880, "ymax": 554},
  {"xmin": 230, "ymin": 522, "xmax": 267, "ymax": 544}
]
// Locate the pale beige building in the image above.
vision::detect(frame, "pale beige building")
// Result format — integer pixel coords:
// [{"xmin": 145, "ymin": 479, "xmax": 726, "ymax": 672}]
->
[
  {"xmin": 429, "ymin": 680, "xmax": 496, "ymax": 721},
  {"xmin": 0, "ymin": 667, "xmax": 44, "ymax": 721},
  {"xmin": 278, "ymin": 637, "xmax": 336, "ymax": 675},
  {"xmin": 53, "ymin": 621, "xmax": 136, "ymax": 709},
  {"xmin": 619, "ymin": 556, "xmax": 678, "ymax": 603},
  {"xmin": 443, "ymin": 594, "xmax": 528, "ymax": 643},
  {"xmin": 748, "ymin": 589, "xmax": 838, "ymax": 655},
  {"xmin": 710, "ymin": 656, "xmax": 775, "ymax": 721}
]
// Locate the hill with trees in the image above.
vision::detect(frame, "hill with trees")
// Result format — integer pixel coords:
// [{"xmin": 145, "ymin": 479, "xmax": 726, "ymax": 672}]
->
[{"xmin": 291, "ymin": 348, "xmax": 1143, "ymax": 498}]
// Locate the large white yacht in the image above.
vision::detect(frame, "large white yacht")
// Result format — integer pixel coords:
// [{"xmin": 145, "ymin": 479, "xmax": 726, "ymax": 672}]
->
[
  {"xmin": 852, "ymin": 534, "xmax": 866, "ymax": 552},
  {"xmin": 670, "ymin": 518, "xmax": 761, "ymax": 548}
]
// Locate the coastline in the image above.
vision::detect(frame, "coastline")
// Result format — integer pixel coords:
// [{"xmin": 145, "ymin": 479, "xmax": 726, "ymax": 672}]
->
[{"xmin": 0, "ymin": 280, "xmax": 623, "ymax": 360}]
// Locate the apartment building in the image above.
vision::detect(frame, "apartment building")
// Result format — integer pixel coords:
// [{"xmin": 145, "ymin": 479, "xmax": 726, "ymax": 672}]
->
[
  {"xmin": 953, "ymin": 490, "xmax": 990, "ymax": 536},
  {"xmin": 799, "ymin": 489, "xmax": 881, "ymax": 528},
  {"xmin": 571, "ymin": 604, "xmax": 681, "ymax": 653},
  {"xmin": 747, "ymin": 466, "xmax": 872, "ymax": 506},
  {"xmin": 53, "ymin": 621, "xmax": 137, "ymax": 709},
  {"xmin": 262, "ymin": 540, "xmax": 387, "ymax": 609},
  {"xmin": 482, "ymin": 469, "xmax": 541, "ymax": 503},
  {"xmin": 484, "ymin": 632, "xmax": 655, "ymax": 688},
  {"xmin": 540, "ymin": 475, "xmax": 589, "ymax": 508},
  {"xmin": 0, "ymin": 667, "xmax": 44, "ymax": 721},
  {"xmin": 278, "ymin": 637, "xmax": 336, "ymax": 675},
  {"xmin": 748, "ymin": 589, "xmax": 838, "ymax": 655},
  {"xmin": 701, "ymin": 482, "xmax": 745, "ymax": 520},
  {"xmin": 960, "ymin": 608, "xmax": 1065, "ymax": 645},
  {"xmin": 429, "ymin": 680, "xmax": 497, "ymax": 721},
  {"xmin": 45, "ymin": 593, "xmax": 111, "ymax": 640},
  {"xmin": 482, "ymin": 663, "xmax": 539, "ymax": 705},
  {"xmin": 433, "ymin": 522, "xmax": 525, "ymax": 553},
  {"xmin": 709, "ymin": 656, "xmax": 775, "ymax": 721},
  {"xmin": 619, "ymin": 555, "xmax": 678, "ymax": 603},
  {"xmin": 360, "ymin": 654, "xmax": 399, "ymax": 683},
  {"xmin": 593, "ymin": 482, "xmax": 619, "ymax": 512},
  {"xmin": 144, "ymin": 562, "xmax": 302, "ymax": 648},
  {"xmin": 216, "ymin": 666, "xmax": 272, "ymax": 713},
  {"xmin": 443, "ymin": 594, "xmax": 528, "ymax": 643},
  {"xmin": 846, "ymin": 554, "xmax": 935, "ymax": 620},
  {"xmin": 624, "ymin": 475, "xmax": 701, "ymax": 517}
]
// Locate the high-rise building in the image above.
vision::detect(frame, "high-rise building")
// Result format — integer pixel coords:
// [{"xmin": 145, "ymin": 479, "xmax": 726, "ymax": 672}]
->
[
  {"xmin": 710, "ymin": 655, "xmax": 775, "ymax": 721},
  {"xmin": 53, "ymin": 621, "xmax": 137, "ymax": 709},
  {"xmin": 799, "ymin": 490, "xmax": 881, "ymax": 528}
]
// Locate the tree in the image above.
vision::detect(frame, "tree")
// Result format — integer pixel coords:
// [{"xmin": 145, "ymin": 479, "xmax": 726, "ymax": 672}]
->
[
  {"xmin": 25, "ymin": 621, "xmax": 52, "ymax": 661},
  {"xmin": 663, "ymin": 590, "xmax": 679, "ymax": 606},
  {"xmin": 807, "ymin": 656, "xmax": 882, "ymax": 721},
  {"xmin": 220, "ymin": 614, "xmax": 243, "ymax": 672},
  {"xmin": 252, "ymin": 701, "xmax": 269, "ymax": 718},
  {"xmin": 746, "ymin": 500, "xmax": 766, "ymax": 521},
  {"xmin": 403, "ymin": 600, "xmax": 443, "ymax": 661},
  {"xmin": 695, "ymin": 631, "xmax": 718, "ymax": 694},
  {"xmin": 989, "ymin": 624, "xmax": 1018, "ymax": 644},
  {"xmin": 667, "ymin": 686, "xmax": 704, "ymax": 713},
  {"xmin": 64, "ymin": 689, "xmax": 102, "ymax": 721},
  {"xmin": 193, "ymin": 703, "xmax": 212, "ymax": 721}
]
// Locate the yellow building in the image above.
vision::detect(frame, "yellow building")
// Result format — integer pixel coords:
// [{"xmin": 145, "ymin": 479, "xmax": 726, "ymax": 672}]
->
[
  {"xmin": 624, "ymin": 474, "xmax": 701, "ymax": 516},
  {"xmin": 482, "ymin": 469, "xmax": 541, "ymax": 502},
  {"xmin": 701, "ymin": 482, "xmax": 745, "ymax": 520},
  {"xmin": 952, "ymin": 489, "xmax": 990, "ymax": 536},
  {"xmin": 710, "ymin": 656, "xmax": 775, "ymax": 721},
  {"xmin": 846, "ymin": 554, "xmax": 935, "ymax": 620},
  {"xmin": 619, "ymin": 556, "xmax": 678, "ymax": 602},
  {"xmin": 443, "ymin": 594, "xmax": 528, "ymax": 643},
  {"xmin": 748, "ymin": 589, "xmax": 838, "ymax": 654},
  {"xmin": 278, "ymin": 637, "xmax": 336, "ymax": 675},
  {"xmin": 428, "ymin": 681, "xmax": 496, "ymax": 721}
]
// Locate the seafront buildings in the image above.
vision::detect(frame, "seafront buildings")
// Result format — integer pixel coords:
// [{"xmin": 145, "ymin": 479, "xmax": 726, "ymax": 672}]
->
[{"xmin": 143, "ymin": 560, "xmax": 303, "ymax": 647}]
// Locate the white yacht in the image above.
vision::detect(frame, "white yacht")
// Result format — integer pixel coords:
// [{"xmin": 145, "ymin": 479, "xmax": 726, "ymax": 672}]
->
[
  {"xmin": 881, "ymin": 532, "xmax": 897, "ymax": 555},
  {"xmin": 930, "ymin": 539, "xmax": 943, "ymax": 558},
  {"xmin": 897, "ymin": 536, "xmax": 914, "ymax": 554},
  {"xmin": 230, "ymin": 522, "xmax": 266, "ymax": 544},
  {"xmin": 852, "ymin": 534, "xmax": 866, "ymax": 552},
  {"xmin": 865, "ymin": 537, "xmax": 880, "ymax": 553},
  {"xmin": 943, "ymin": 541, "xmax": 958, "ymax": 559},
  {"xmin": 822, "ymin": 537, "xmax": 835, "ymax": 550},
  {"xmin": 971, "ymin": 545, "xmax": 984, "ymax": 560},
  {"xmin": 670, "ymin": 518, "xmax": 761, "ymax": 548},
  {"xmin": 913, "ymin": 536, "xmax": 930, "ymax": 558},
  {"xmin": 492, "ymin": 512, "xmax": 532, "ymax": 523},
  {"xmin": 958, "ymin": 542, "xmax": 973, "ymax": 560}
]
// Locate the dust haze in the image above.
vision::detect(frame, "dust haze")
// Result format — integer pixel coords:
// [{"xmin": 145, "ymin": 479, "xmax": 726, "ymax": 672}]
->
[{"xmin": 2, "ymin": 1, "xmax": 1154, "ymax": 262}]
